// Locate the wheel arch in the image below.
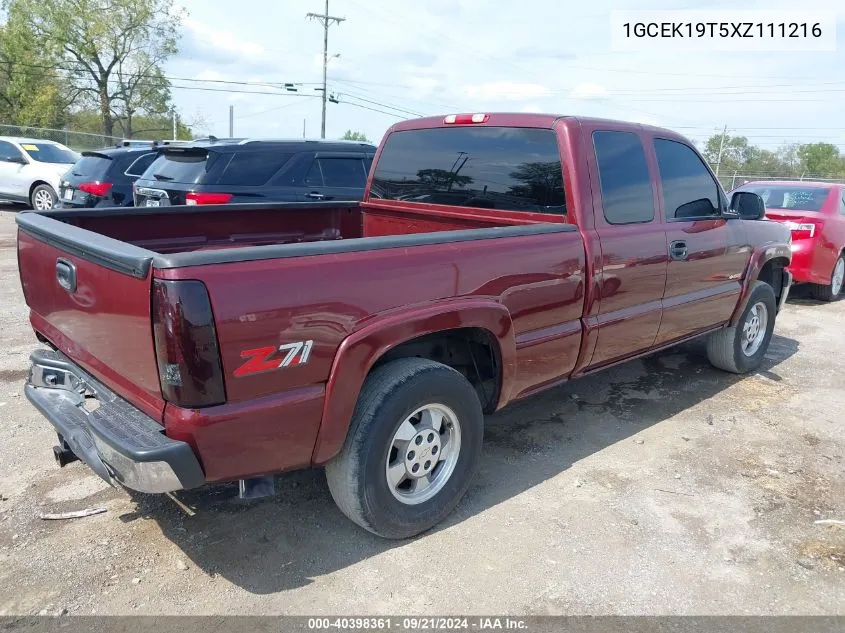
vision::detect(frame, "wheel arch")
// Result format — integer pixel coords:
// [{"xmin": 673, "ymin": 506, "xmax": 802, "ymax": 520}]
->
[
  {"xmin": 730, "ymin": 244, "xmax": 791, "ymax": 326},
  {"xmin": 28, "ymin": 180, "xmax": 57, "ymax": 208},
  {"xmin": 310, "ymin": 299, "xmax": 516, "ymax": 465}
]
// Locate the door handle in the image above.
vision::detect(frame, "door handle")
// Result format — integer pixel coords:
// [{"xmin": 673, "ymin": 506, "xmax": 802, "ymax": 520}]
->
[
  {"xmin": 306, "ymin": 192, "xmax": 326, "ymax": 200},
  {"xmin": 669, "ymin": 240, "xmax": 688, "ymax": 261}
]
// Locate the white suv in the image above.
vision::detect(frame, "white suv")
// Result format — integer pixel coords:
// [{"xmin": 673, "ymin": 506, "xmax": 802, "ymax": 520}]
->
[{"xmin": 0, "ymin": 137, "xmax": 79, "ymax": 209}]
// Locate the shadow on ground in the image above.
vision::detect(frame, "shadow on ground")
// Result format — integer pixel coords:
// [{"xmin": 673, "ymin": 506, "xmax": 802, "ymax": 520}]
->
[
  {"xmin": 128, "ymin": 333, "xmax": 799, "ymax": 594},
  {"xmin": 785, "ymin": 282, "xmax": 841, "ymax": 306}
]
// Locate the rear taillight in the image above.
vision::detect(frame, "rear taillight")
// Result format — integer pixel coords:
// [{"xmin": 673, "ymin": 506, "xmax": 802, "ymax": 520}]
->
[
  {"xmin": 444, "ymin": 113, "xmax": 489, "ymax": 124},
  {"xmin": 185, "ymin": 192, "xmax": 233, "ymax": 205},
  {"xmin": 152, "ymin": 279, "xmax": 226, "ymax": 408},
  {"xmin": 784, "ymin": 221, "xmax": 820, "ymax": 240},
  {"xmin": 79, "ymin": 181, "xmax": 113, "ymax": 197}
]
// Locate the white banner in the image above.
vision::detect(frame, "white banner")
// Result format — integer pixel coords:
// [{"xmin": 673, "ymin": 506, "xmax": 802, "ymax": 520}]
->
[{"xmin": 610, "ymin": 10, "xmax": 837, "ymax": 52}]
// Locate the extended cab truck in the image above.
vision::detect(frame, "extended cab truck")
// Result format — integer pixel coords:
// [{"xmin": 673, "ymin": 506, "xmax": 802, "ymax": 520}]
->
[{"xmin": 17, "ymin": 113, "xmax": 793, "ymax": 539}]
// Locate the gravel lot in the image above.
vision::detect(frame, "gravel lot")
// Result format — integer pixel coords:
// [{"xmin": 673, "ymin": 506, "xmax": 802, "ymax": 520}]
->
[{"xmin": 0, "ymin": 206, "xmax": 842, "ymax": 615}]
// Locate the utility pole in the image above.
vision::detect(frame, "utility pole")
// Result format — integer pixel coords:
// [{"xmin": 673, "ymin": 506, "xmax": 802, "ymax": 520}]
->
[
  {"xmin": 714, "ymin": 125, "xmax": 728, "ymax": 177},
  {"xmin": 303, "ymin": 119, "xmax": 306, "ymax": 139},
  {"xmin": 172, "ymin": 108, "xmax": 177, "ymax": 141},
  {"xmin": 307, "ymin": 0, "xmax": 344, "ymax": 139},
  {"xmin": 229, "ymin": 105, "xmax": 234, "ymax": 137}
]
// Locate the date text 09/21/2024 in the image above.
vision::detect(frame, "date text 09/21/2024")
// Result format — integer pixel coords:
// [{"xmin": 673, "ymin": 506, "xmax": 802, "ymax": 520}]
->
[{"xmin": 307, "ymin": 618, "xmax": 528, "ymax": 630}]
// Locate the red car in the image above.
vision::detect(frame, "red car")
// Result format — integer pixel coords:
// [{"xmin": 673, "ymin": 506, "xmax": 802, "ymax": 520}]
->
[{"xmin": 733, "ymin": 181, "xmax": 845, "ymax": 301}]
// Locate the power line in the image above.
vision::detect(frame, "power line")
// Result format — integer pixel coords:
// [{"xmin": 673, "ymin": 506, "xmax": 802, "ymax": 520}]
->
[
  {"xmin": 336, "ymin": 99, "xmax": 407, "ymax": 119},
  {"xmin": 338, "ymin": 93, "xmax": 425, "ymax": 118}
]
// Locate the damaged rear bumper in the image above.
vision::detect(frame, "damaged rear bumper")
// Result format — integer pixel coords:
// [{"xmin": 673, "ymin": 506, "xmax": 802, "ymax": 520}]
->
[{"xmin": 25, "ymin": 348, "xmax": 204, "ymax": 494}]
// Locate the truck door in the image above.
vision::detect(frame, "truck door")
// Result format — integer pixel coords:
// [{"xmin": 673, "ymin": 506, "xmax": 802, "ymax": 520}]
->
[
  {"xmin": 586, "ymin": 129, "xmax": 668, "ymax": 367},
  {"xmin": 651, "ymin": 138, "xmax": 747, "ymax": 344}
]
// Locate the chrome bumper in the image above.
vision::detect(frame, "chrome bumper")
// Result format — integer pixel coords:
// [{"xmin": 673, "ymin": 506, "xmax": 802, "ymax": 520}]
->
[
  {"xmin": 778, "ymin": 269, "xmax": 793, "ymax": 312},
  {"xmin": 25, "ymin": 349, "xmax": 204, "ymax": 494}
]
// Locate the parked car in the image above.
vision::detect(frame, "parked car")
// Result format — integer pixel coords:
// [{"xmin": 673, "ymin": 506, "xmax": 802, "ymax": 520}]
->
[
  {"xmin": 0, "ymin": 137, "xmax": 79, "ymax": 209},
  {"xmin": 733, "ymin": 180, "xmax": 845, "ymax": 301},
  {"xmin": 17, "ymin": 113, "xmax": 792, "ymax": 539},
  {"xmin": 58, "ymin": 143, "xmax": 161, "ymax": 209},
  {"xmin": 132, "ymin": 138, "xmax": 377, "ymax": 207}
]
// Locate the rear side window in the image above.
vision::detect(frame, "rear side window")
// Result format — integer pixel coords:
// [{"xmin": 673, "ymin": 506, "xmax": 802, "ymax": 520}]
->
[
  {"xmin": 124, "ymin": 153, "xmax": 157, "ymax": 177},
  {"xmin": 146, "ymin": 150, "xmax": 209, "ymax": 184},
  {"xmin": 218, "ymin": 151, "xmax": 293, "ymax": 186},
  {"xmin": 71, "ymin": 154, "xmax": 113, "ymax": 180},
  {"xmin": 654, "ymin": 139, "xmax": 720, "ymax": 220},
  {"xmin": 304, "ymin": 157, "xmax": 368, "ymax": 188},
  {"xmin": 319, "ymin": 158, "xmax": 367, "ymax": 187},
  {"xmin": 370, "ymin": 127, "xmax": 566, "ymax": 214},
  {"xmin": 592, "ymin": 131, "xmax": 654, "ymax": 224}
]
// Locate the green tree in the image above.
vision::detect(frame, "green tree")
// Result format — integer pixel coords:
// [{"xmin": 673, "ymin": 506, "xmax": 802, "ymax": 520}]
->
[
  {"xmin": 341, "ymin": 129, "xmax": 369, "ymax": 142},
  {"xmin": 4, "ymin": 0, "xmax": 184, "ymax": 137},
  {"xmin": 702, "ymin": 133, "xmax": 754, "ymax": 174},
  {"xmin": 0, "ymin": 6, "xmax": 68, "ymax": 127},
  {"xmin": 797, "ymin": 143, "xmax": 844, "ymax": 178}
]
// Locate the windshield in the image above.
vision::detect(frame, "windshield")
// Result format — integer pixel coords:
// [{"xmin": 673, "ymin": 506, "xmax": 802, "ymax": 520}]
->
[
  {"xmin": 145, "ymin": 150, "xmax": 209, "ymax": 183},
  {"xmin": 370, "ymin": 126, "xmax": 566, "ymax": 215},
  {"xmin": 20, "ymin": 143, "xmax": 78, "ymax": 164},
  {"xmin": 739, "ymin": 185, "xmax": 831, "ymax": 212},
  {"xmin": 70, "ymin": 154, "xmax": 112, "ymax": 180}
]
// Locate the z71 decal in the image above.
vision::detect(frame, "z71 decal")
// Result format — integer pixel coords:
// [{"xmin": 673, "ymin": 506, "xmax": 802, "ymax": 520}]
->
[{"xmin": 234, "ymin": 341, "xmax": 314, "ymax": 377}]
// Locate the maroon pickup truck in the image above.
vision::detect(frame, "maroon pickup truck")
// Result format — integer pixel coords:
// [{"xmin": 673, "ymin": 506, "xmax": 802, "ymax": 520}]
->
[{"xmin": 17, "ymin": 113, "xmax": 792, "ymax": 539}]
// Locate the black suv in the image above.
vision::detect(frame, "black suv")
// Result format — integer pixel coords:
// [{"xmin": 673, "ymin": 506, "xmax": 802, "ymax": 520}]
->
[
  {"xmin": 132, "ymin": 138, "xmax": 377, "ymax": 207},
  {"xmin": 58, "ymin": 142, "xmax": 164, "ymax": 208}
]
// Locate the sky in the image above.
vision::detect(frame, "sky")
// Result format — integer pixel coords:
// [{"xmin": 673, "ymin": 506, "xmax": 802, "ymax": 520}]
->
[{"xmin": 167, "ymin": 0, "xmax": 845, "ymax": 154}]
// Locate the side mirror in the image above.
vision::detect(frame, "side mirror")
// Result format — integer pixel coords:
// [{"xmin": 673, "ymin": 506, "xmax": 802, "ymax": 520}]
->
[
  {"xmin": 2, "ymin": 155, "xmax": 27, "ymax": 165},
  {"xmin": 730, "ymin": 191, "xmax": 765, "ymax": 220}
]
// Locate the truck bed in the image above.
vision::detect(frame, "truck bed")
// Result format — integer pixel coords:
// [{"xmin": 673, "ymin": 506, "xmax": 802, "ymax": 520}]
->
[
  {"xmin": 16, "ymin": 199, "xmax": 581, "ymax": 464},
  {"xmin": 31, "ymin": 200, "xmax": 566, "ymax": 256}
]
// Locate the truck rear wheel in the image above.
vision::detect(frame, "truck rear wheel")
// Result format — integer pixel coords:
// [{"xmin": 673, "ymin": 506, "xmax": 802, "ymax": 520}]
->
[
  {"xmin": 810, "ymin": 255, "xmax": 844, "ymax": 302},
  {"xmin": 706, "ymin": 281, "xmax": 776, "ymax": 374},
  {"xmin": 325, "ymin": 358, "xmax": 484, "ymax": 539}
]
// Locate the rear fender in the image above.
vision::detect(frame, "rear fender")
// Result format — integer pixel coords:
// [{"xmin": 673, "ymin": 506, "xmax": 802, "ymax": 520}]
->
[
  {"xmin": 730, "ymin": 243, "xmax": 791, "ymax": 326},
  {"xmin": 310, "ymin": 299, "xmax": 516, "ymax": 464}
]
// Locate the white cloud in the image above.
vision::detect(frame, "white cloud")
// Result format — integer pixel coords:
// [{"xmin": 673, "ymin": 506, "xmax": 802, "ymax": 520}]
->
[
  {"xmin": 193, "ymin": 69, "xmax": 224, "ymax": 82},
  {"xmin": 520, "ymin": 104, "xmax": 543, "ymax": 113},
  {"xmin": 463, "ymin": 82, "xmax": 551, "ymax": 102},
  {"xmin": 407, "ymin": 77, "xmax": 440, "ymax": 99},
  {"xmin": 183, "ymin": 18, "xmax": 266, "ymax": 62},
  {"xmin": 570, "ymin": 82, "xmax": 609, "ymax": 100}
]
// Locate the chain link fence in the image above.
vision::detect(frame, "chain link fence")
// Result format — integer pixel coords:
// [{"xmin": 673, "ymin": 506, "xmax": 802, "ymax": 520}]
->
[{"xmin": 0, "ymin": 124, "xmax": 121, "ymax": 151}]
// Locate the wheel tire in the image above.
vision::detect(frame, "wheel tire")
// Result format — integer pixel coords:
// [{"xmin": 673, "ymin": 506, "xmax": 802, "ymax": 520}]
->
[
  {"xmin": 707, "ymin": 281, "xmax": 777, "ymax": 374},
  {"xmin": 30, "ymin": 184, "xmax": 57, "ymax": 210},
  {"xmin": 810, "ymin": 255, "xmax": 844, "ymax": 302},
  {"xmin": 325, "ymin": 358, "xmax": 484, "ymax": 539}
]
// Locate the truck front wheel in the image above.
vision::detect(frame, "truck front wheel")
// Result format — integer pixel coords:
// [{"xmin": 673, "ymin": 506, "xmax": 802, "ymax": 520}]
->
[
  {"xmin": 325, "ymin": 358, "xmax": 484, "ymax": 539},
  {"xmin": 706, "ymin": 281, "xmax": 776, "ymax": 374}
]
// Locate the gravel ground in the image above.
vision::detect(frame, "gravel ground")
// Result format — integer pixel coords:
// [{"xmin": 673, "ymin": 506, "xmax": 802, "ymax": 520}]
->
[{"xmin": 0, "ymin": 207, "xmax": 842, "ymax": 615}]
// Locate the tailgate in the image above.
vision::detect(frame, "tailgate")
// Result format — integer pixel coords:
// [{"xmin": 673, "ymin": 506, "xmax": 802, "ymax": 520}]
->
[{"xmin": 16, "ymin": 214, "xmax": 164, "ymax": 421}]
